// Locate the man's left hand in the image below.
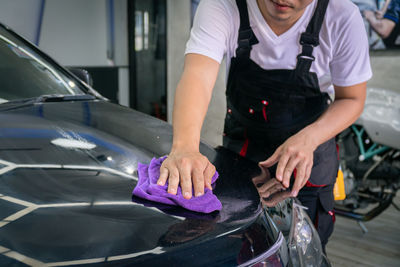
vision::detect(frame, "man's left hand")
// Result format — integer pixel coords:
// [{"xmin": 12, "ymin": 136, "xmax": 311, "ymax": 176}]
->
[
  {"xmin": 259, "ymin": 82, "xmax": 367, "ymax": 197},
  {"xmin": 258, "ymin": 131, "xmax": 318, "ymax": 197}
]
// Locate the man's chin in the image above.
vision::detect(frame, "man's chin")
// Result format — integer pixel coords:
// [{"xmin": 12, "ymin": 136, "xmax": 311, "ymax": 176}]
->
[{"xmin": 270, "ymin": 13, "xmax": 293, "ymax": 22}]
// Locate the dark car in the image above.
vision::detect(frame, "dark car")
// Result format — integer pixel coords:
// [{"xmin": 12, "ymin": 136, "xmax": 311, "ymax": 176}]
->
[{"xmin": 0, "ymin": 23, "xmax": 330, "ymax": 266}]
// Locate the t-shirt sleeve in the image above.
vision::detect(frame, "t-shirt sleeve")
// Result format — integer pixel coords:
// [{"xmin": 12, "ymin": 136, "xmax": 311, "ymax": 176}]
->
[
  {"xmin": 330, "ymin": 8, "xmax": 373, "ymax": 87},
  {"xmin": 185, "ymin": 0, "xmax": 231, "ymax": 63},
  {"xmin": 384, "ymin": 0, "xmax": 400, "ymax": 23}
]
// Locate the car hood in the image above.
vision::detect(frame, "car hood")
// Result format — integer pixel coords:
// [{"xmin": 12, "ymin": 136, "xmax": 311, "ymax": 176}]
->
[{"xmin": 0, "ymin": 101, "xmax": 275, "ymax": 266}]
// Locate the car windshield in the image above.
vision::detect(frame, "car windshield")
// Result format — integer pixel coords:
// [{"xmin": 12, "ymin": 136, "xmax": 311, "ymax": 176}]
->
[{"xmin": 0, "ymin": 26, "xmax": 86, "ymax": 104}]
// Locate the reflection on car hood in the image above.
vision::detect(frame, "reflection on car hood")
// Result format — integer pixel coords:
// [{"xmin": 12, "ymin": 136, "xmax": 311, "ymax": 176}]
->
[{"xmin": 0, "ymin": 101, "xmax": 271, "ymax": 266}]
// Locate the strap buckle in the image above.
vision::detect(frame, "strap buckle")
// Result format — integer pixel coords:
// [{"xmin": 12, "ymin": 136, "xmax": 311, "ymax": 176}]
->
[
  {"xmin": 297, "ymin": 54, "xmax": 315, "ymax": 61},
  {"xmin": 236, "ymin": 29, "xmax": 257, "ymax": 57},
  {"xmin": 238, "ymin": 39, "xmax": 250, "ymax": 49}
]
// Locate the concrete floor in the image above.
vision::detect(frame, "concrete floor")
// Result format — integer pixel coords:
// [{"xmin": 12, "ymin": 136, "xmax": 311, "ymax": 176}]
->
[{"xmin": 326, "ymin": 193, "xmax": 400, "ymax": 267}]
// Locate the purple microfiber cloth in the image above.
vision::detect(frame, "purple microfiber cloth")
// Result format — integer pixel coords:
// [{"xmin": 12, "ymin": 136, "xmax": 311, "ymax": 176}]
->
[{"xmin": 132, "ymin": 157, "xmax": 222, "ymax": 213}]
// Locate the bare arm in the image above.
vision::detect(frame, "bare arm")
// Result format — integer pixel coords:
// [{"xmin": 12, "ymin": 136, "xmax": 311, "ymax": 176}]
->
[
  {"xmin": 157, "ymin": 53, "xmax": 220, "ymax": 199},
  {"xmin": 364, "ymin": 10, "xmax": 396, "ymax": 39},
  {"xmin": 260, "ymin": 82, "xmax": 367, "ymax": 196}
]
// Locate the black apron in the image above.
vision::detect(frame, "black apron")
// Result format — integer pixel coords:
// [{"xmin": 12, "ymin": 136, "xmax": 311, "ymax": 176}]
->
[
  {"xmin": 223, "ymin": 0, "xmax": 338, "ymax": 187},
  {"xmin": 223, "ymin": 0, "xmax": 339, "ymax": 249}
]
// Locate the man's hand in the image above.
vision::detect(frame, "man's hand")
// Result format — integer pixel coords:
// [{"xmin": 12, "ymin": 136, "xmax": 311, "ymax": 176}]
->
[
  {"xmin": 259, "ymin": 82, "xmax": 367, "ymax": 198},
  {"xmin": 157, "ymin": 151, "xmax": 216, "ymax": 199},
  {"xmin": 258, "ymin": 131, "xmax": 318, "ymax": 197}
]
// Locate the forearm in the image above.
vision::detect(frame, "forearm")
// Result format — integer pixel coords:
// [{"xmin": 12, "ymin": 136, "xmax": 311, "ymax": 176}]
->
[
  {"xmin": 366, "ymin": 15, "xmax": 396, "ymax": 38},
  {"xmin": 172, "ymin": 75, "xmax": 212, "ymax": 152},
  {"xmin": 171, "ymin": 54, "xmax": 220, "ymax": 152},
  {"xmin": 299, "ymin": 83, "xmax": 367, "ymax": 149},
  {"xmin": 159, "ymin": 54, "xmax": 220, "ymax": 197}
]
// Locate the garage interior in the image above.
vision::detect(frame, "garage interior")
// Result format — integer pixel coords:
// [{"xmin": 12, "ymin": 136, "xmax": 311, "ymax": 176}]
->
[{"xmin": 0, "ymin": 0, "xmax": 399, "ymax": 266}]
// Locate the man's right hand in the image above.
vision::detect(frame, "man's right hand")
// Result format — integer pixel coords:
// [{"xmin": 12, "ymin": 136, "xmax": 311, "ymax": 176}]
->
[
  {"xmin": 159, "ymin": 54, "xmax": 220, "ymax": 200},
  {"xmin": 157, "ymin": 151, "xmax": 216, "ymax": 199}
]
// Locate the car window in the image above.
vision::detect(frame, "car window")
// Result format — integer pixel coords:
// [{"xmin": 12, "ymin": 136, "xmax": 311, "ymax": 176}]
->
[{"xmin": 0, "ymin": 27, "xmax": 86, "ymax": 103}]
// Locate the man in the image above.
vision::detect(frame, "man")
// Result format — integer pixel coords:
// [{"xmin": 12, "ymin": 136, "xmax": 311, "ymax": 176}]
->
[
  {"xmin": 364, "ymin": 0, "xmax": 400, "ymax": 48},
  {"xmin": 157, "ymin": 0, "xmax": 372, "ymax": 251}
]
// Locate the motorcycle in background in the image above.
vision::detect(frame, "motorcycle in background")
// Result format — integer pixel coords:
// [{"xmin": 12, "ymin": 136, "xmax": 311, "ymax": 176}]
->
[{"xmin": 334, "ymin": 87, "xmax": 400, "ymax": 232}]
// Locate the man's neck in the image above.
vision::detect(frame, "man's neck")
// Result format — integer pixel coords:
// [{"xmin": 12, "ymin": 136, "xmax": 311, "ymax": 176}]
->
[{"xmin": 257, "ymin": 0, "xmax": 309, "ymax": 36}]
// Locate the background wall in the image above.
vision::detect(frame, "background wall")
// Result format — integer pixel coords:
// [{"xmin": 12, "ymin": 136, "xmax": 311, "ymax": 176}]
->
[
  {"xmin": 166, "ymin": 0, "xmax": 226, "ymax": 148},
  {"xmin": 39, "ymin": 0, "xmax": 129, "ymax": 106},
  {"xmin": 0, "ymin": 0, "xmax": 43, "ymax": 43},
  {"xmin": 0, "ymin": 0, "xmax": 129, "ymax": 106},
  {"xmin": 1, "ymin": 0, "xmax": 399, "ymax": 148},
  {"xmin": 40, "ymin": 0, "xmax": 109, "ymax": 66},
  {"xmin": 166, "ymin": 0, "xmax": 190, "ymax": 124}
]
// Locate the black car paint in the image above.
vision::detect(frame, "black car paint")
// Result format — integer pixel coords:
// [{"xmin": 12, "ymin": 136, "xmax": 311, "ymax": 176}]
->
[
  {"xmin": 0, "ymin": 101, "xmax": 289, "ymax": 266},
  {"xmin": 0, "ymin": 22, "xmax": 293, "ymax": 266}
]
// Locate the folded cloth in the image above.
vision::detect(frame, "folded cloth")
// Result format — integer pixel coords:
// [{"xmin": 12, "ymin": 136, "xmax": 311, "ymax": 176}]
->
[
  {"xmin": 132, "ymin": 156, "xmax": 222, "ymax": 213},
  {"xmin": 131, "ymin": 196, "xmax": 219, "ymax": 220}
]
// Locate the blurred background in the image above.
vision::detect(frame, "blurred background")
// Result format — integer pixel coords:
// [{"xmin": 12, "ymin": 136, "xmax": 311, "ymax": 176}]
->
[{"xmin": 0, "ymin": 0, "xmax": 399, "ymax": 266}]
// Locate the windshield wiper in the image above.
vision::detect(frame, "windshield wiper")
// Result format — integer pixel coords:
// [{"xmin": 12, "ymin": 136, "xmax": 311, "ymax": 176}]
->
[
  {"xmin": 0, "ymin": 94, "xmax": 97, "ymax": 111},
  {"xmin": 35, "ymin": 94, "xmax": 96, "ymax": 102}
]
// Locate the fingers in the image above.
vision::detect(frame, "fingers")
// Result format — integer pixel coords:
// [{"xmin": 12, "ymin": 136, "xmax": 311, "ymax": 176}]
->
[
  {"xmin": 167, "ymin": 167, "xmax": 180, "ymax": 195},
  {"xmin": 157, "ymin": 166, "xmax": 169, "ymax": 186},
  {"xmin": 291, "ymin": 160, "xmax": 313, "ymax": 197},
  {"xmin": 259, "ymin": 132, "xmax": 318, "ymax": 198},
  {"xmin": 291, "ymin": 171, "xmax": 303, "ymax": 197},
  {"xmin": 301, "ymin": 163, "xmax": 313, "ymax": 188},
  {"xmin": 204, "ymin": 163, "xmax": 215, "ymax": 190},
  {"xmin": 275, "ymin": 150, "xmax": 290, "ymax": 183},
  {"xmin": 178, "ymin": 160, "xmax": 193, "ymax": 199},
  {"xmin": 290, "ymin": 162, "xmax": 305, "ymax": 197},
  {"xmin": 192, "ymin": 168, "xmax": 204, "ymax": 197},
  {"xmin": 160, "ymin": 152, "xmax": 216, "ymax": 199}
]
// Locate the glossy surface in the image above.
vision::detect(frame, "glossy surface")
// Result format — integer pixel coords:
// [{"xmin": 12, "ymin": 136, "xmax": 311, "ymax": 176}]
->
[
  {"xmin": 0, "ymin": 26, "xmax": 87, "ymax": 102},
  {"xmin": 0, "ymin": 101, "xmax": 282, "ymax": 266},
  {"xmin": 0, "ymin": 22, "xmax": 291, "ymax": 266}
]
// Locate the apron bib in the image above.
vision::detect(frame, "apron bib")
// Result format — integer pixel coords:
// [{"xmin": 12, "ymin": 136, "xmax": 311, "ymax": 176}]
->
[{"xmin": 223, "ymin": 0, "xmax": 338, "ymax": 186}]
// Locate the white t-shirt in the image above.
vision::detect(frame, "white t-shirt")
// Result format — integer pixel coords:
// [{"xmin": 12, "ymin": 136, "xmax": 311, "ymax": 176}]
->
[{"xmin": 185, "ymin": 0, "xmax": 373, "ymax": 95}]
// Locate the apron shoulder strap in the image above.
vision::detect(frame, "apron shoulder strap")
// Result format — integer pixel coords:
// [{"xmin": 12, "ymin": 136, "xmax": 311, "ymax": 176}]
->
[
  {"xmin": 296, "ymin": 0, "xmax": 330, "ymax": 75},
  {"xmin": 235, "ymin": 0, "xmax": 259, "ymax": 59}
]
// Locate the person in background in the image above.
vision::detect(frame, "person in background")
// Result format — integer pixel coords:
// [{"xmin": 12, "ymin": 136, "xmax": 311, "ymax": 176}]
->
[
  {"xmin": 365, "ymin": 0, "xmax": 400, "ymax": 47},
  {"xmin": 376, "ymin": 0, "xmax": 392, "ymax": 19}
]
